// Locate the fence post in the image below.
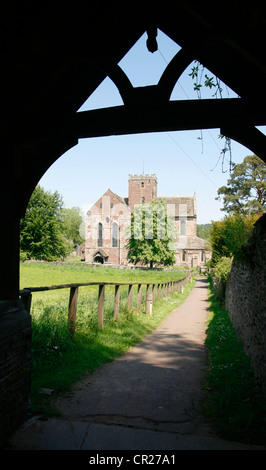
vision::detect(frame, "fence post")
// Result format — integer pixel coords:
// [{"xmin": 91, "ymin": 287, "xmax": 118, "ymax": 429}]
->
[
  {"xmin": 68, "ymin": 286, "xmax": 79, "ymax": 336},
  {"xmin": 21, "ymin": 289, "xmax": 32, "ymax": 314},
  {"xmin": 160, "ymin": 283, "xmax": 164, "ymax": 299},
  {"xmin": 146, "ymin": 284, "xmax": 153, "ymax": 315},
  {"xmin": 152, "ymin": 284, "xmax": 156, "ymax": 302},
  {"xmin": 157, "ymin": 284, "xmax": 161, "ymax": 299},
  {"xmin": 128, "ymin": 284, "xmax": 133, "ymax": 312},
  {"xmin": 137, "ymin": 284, "xmax": 142, "ymax": 311},
  {"xmin": 114, "ymin": 284, "xmax": 120, "ymax": 320},
  {"xmin": 98, "ymin": 284, "xmax": 105, "ymax": 329}
]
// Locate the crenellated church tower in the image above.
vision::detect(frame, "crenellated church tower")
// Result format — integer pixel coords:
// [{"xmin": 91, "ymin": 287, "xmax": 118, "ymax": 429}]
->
[{"xmin": 128, "ymin": 174, "xmax": 157, "ymax": 210}]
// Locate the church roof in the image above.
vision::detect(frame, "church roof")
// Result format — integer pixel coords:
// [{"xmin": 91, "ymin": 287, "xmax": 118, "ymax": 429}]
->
[
  {"xmin": 159, "ymin": 197, "xmax": 196, "ymax": 217},
  {"xmin": 176, "ymin": 236, "xmax": 211, "ymax": 250},
  {"xmin": 110, "ymin": 190, "xmax": 130, "ymax": 208},
  {"xmin": 87, "ymin": 188, "xmax": 131, "ymax": 214}
]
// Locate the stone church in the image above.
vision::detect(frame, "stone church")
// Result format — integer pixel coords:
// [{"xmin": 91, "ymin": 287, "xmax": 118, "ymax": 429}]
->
[{"xmin": 84, "ymin": 174, "xmax": 211, "ymax": 267}]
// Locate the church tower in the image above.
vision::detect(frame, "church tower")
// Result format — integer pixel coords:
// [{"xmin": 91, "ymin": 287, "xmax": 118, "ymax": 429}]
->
[{"xmin": 128, "ymin": 174, "xmax": 157, "ymax": 210}]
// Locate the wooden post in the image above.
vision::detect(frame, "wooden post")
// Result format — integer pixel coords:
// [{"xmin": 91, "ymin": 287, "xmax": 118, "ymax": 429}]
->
[
  {"xmin": 152, "ymin": 284, "xmax": 156, "ymax": 302},
  {"xmin": 98, "ymin": 284, "xmax": 105, "ymax": 329},
  {"xmin": 137, "ymin": 284, "xmax": 142, "ymax": 310},
  {"xmin": 114, "ymin": 284, "xmax": 120, "ymax": 320},
  {"xmin": 21, "ymin": 289, "xmax": 32, "ymax": 313},
  {"xmin": 68, "ymin": 286, "xmax": 79, "ymax": 336},
  {"xmin": 146, "ymin": 284, "xmax": 153, "ymax": 315},
  {"xmin": 128, "ymin": 284, "xmax": 133, "ymax": 312},
  {"xmin": 157, "ymin": 284, "xmax": 161, "ymax": 299}
]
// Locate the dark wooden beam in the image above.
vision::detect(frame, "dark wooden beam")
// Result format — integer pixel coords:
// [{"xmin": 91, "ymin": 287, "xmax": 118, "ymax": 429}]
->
[
  {"xmin": 73, "ymin": 98, "xmax": 266, "ymax": 138},
  {"xmin": 14, "ymin": 97, "xmax": 266, "ymax": 164}
]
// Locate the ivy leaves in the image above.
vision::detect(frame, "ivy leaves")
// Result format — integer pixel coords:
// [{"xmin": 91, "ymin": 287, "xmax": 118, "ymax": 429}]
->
[{"xmin": 189, "ymin": 61, "xmax": 221, "ymax": 96}]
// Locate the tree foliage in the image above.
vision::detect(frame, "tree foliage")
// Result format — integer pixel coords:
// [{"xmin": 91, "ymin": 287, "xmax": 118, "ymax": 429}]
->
[
  {"xmin": 197, "ymin": 223, "xmax": 212, "ymax": 241},
  {"xmin": 216, "ymin": 155, "xmax": 266, "ymax": 215},
  {"xmin": 61, "ymin": 207, "xmax": 83, "ymax": 248},
  {"xmin": 20, "ymin": 185, "xmax": 83, "ymax": 261},
  {"xmin": 126, "ymin": 200, "xmax": 176, "ymax": 268},
  {"xmin": 210, "ymin": 213, "xmax": 259, "ymax": 266},
  {"xmin": 209, "ymin": 214, "xmax": 259, "ymax": 301}
]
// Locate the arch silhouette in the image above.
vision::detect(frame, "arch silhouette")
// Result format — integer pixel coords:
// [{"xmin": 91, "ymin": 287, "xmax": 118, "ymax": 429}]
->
[{"xmin": 1, "ymin": 6, "xmax": 266, "ymax": 443}]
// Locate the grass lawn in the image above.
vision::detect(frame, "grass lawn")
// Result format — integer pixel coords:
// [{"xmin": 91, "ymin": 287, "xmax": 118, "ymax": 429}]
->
[
  {"xmin": 20, "ymin": 261, "xmax": 195, "ymax": 416},
  {"xmin": 20, "ymin": 261, "xmax": 187, "ymax": 306}
]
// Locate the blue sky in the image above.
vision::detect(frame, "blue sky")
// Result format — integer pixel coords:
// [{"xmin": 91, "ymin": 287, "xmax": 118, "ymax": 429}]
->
[{"xmin": 39, "ymin": 30, "xmax": 260, "ymax": 224}]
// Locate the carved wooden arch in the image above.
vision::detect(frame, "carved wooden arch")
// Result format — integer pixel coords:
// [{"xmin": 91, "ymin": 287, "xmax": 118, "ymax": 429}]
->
[
  {"xmin": 107, "ymin": 46, "xmax": 195, "ymax": 104},
  {"xmin": 72, "ymin": 41, "xmax": 266, "ymax": 163}
]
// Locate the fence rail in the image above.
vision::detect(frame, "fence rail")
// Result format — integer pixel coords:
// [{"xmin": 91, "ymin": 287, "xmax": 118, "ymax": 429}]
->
[{"xmin": 19, "ymin": 271, "xmax": 193, "ymax": 336}]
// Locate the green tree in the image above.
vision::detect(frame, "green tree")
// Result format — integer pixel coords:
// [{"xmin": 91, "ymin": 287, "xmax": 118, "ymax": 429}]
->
[
  {"xmin": 20, "ymin": 185, "xmax": 67, "ymax": 261},
  {"xmin": 221, "ymin": 214, "xmax": 258, "ymax": 263},
  {"xmin": 210, "ymin": 214, "xmax": 258, "ymax": 266},
  {"xmin": 197, "ymin": 223, "xmax": 212, "ymax": 241},
  {"xmin": 216, "ymin": 155, "xmax": 266, "ymax": 215},
  {"xmin": 126, "ymin": 200, "xmax": 176, "ymax": 268},
  {"xmin": 209, "ymin": 220, "xmax": 230, "ymax": 266},
  {"xmin": 61, "ymin": 207, "xmax": 84, "ymax": 248}
]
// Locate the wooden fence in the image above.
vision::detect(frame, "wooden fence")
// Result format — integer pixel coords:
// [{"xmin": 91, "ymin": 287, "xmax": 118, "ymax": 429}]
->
[{"xmin": 19, "ymin": 271, "xmax": 193, "ymax": 336}]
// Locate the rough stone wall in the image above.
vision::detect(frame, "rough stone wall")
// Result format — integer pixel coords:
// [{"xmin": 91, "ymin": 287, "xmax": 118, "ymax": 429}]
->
[
  {"xmin": 225, "ymin": 214, "xmax": 266, "ymax": 390},
  {"xmin": 0, "ymin": 300, "xmax": 32, "ymax": 447}
]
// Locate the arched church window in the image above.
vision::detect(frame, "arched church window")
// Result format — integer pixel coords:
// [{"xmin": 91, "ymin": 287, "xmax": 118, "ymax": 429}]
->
[
  {"xmin": 112, "ymin": 222, "xmax": 119, "ymax": 247},
  {"xmin": 98, "ymin": 223, "xmax": 103, "ymax": 247}
]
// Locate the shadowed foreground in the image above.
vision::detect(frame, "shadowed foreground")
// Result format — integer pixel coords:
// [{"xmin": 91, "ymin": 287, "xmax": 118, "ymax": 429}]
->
[{"xmin": 9, "ymin": 278, "xmax": 266, "ymax": 450}]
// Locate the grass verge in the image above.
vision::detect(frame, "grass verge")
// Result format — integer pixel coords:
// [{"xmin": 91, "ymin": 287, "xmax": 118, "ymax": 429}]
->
[
  {"xmin": 203, "ymin": 276, "xmax": 266, "ymax": 445},
  {"xmin": 30, "ymin": 272, "xmax": 196, "ymax": 416}
]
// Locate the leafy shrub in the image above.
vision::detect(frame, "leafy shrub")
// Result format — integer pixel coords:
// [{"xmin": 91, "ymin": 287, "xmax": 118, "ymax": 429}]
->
[
  {"xmin": 221, "ymin": 214, "xmax": 258, "ymax": 263},
  {"xmin": 211, "ymin": 257, "xmax": 232, "ymax": 302},
  {"xmin": 210, "ymin": 214, "xmax": 258, "ymax": 266},
  {"xmin": 20, "ymin": 250, "xmax": 29, "ymax": 262}
]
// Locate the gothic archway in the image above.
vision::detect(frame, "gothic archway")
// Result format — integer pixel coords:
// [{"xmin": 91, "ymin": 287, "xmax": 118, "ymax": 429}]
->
[{"xmin": 1, "ymin": 4, "xmax": 266, "ymax": 445}]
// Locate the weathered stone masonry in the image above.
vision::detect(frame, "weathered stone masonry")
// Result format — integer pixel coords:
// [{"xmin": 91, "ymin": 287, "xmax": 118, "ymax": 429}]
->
[
  {"xmin": 225, "ymin": 214, "xmax": 266, "ymax": 390},
  {"xmin": 0, "ymin": 300, "xmax": 32, "ymax": 445}
]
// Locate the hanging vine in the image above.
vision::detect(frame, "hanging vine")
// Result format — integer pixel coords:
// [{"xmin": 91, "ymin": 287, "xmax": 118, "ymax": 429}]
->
[{"xmin": 189, "ymin": 60, "xmax": 234, "ymax": 173}]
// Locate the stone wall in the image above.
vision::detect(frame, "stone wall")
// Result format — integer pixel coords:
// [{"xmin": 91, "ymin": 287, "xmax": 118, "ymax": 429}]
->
[
  {"xmin": 0, "ymin": 300, "xmax": 32, "ymax": 447},
  {"xmin": 225, "ymin": 214, "xmax": 266, "ymax": 390}
]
